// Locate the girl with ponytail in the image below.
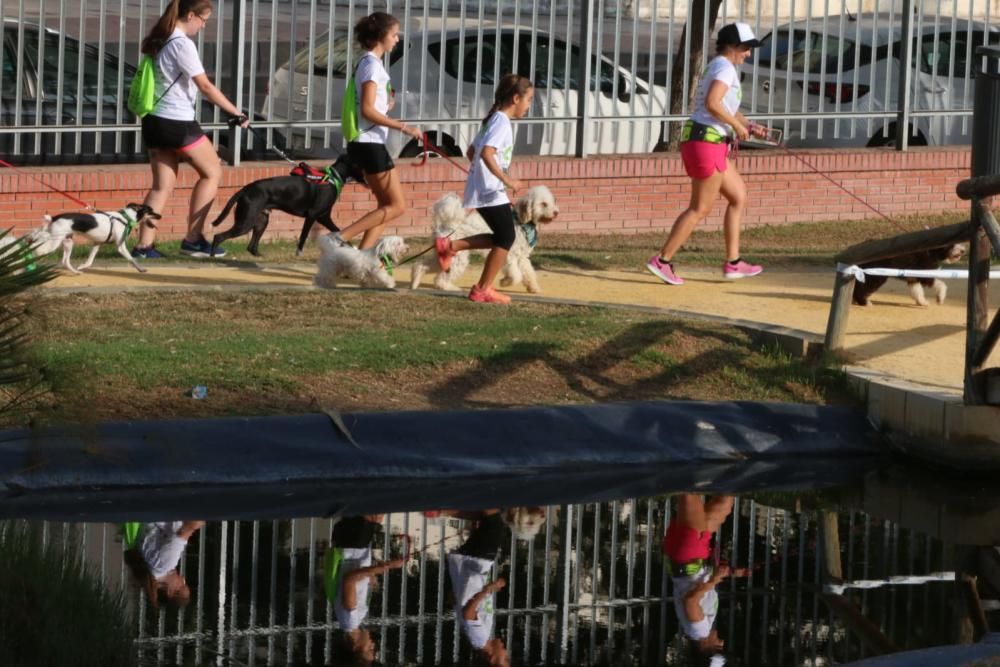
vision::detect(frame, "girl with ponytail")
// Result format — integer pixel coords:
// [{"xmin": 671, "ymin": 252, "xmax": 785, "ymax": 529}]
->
[
  {"xmin": 331, "ymin": 12, "xmax": 422, "ymax": 251},
  {"xmin": 133, "ymin": 0, "xmax": 250, "ymax": 260},
  {"xmin": 436, "ymin": 74, "xmax": 534, "ymax": 304}
]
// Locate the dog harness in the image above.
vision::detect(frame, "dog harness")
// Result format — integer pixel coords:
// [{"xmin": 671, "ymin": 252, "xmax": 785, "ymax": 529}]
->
[
  {"xmin": 104, "ymin": 209, "xmax": 139, "ymax": 244},
  {"xmin": 379, "ymin": 253, "xmax": 394, "ymax": 276},
  {"xmin": 511, "ymin": 206, "xmax": 538, "ymax": 249}
]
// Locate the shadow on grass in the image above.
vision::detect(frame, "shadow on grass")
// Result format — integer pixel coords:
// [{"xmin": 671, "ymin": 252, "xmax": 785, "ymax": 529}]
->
[{"xmin": 429, "ymin": 319, "xmax": 840, "ymax": 409}]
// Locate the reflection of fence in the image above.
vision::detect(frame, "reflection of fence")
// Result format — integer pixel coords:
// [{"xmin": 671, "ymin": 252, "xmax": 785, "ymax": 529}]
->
[
  {"xmin": 1, "ymin": 0, "xmax": 997, "ymax": 162},
  {"xmin": 24, "ymin": 497, "xmax": 957, "ymax": 666}
]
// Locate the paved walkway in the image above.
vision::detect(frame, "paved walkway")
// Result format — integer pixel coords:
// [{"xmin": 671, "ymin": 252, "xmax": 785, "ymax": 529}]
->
[{"xmin": 43, "ymin": 261, "xmax": 1000, "ymax": 395}]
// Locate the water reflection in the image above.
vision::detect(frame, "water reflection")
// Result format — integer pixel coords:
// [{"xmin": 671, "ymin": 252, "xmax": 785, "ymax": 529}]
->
[{"xmin": 4, "ymin": 482, "xmax": 1000, "ymax": 666}]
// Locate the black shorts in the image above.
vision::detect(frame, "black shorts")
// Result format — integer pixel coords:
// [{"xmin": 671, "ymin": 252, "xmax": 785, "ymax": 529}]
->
[
  {"xmin": 458, "ymin": 514, "xmax": 506, "ymax": 560},
  {"xmin": 332, "ymin": 516, "xmax": 378, "ymax": 549},
  {"xmin": 141, "ymin": 114, "xmax": 207, "ymax": 152},
  {"xmin": 347, "ymin": 141, "xmax": 395, "ymax": 175},
  {"xmin": 477, "ymin": 203, "xmax": 516, "ymax": 251}
]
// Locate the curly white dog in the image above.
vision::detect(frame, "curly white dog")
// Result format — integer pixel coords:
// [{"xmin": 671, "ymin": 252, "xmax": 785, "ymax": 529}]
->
[
  {"xmin": 409, "ymin": 185, "xmax": 559, "ymax": 293},
  {"xmin": 314, "ymin": 234, "xmax": 409, "ymax": 289}
]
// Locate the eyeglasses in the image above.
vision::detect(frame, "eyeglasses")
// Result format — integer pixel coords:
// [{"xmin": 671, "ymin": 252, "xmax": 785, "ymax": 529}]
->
[{"xmin": 197, "ymin": 13, "xmax": 211, "ymax": 24}]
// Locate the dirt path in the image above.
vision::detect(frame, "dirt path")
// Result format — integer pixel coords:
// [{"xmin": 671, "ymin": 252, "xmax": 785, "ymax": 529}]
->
[{"xmin": 44, "ymin": 262, "xmax": 998, "ymax": 395}]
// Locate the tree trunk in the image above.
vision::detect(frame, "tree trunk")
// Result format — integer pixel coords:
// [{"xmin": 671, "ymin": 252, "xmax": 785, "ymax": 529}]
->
[{"xmin": 655, "ymin": 0, "xmax": 724, "ymax": 151}]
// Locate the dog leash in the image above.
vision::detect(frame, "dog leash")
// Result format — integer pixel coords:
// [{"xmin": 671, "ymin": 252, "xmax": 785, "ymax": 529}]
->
[
  {"xmin": 417, "ymin": 132, "xmax": 470, "ymax": 175},
  {"xmin": 0, "ymin": 157, "xmax": 95, "ymax": 210},
  {"xmin": 743, "ymin": 123, "xmax": 907, "ymax": 233},
  {"xmin": 234, "ymin": 119, "xmax": 298, "ymax": 166}
]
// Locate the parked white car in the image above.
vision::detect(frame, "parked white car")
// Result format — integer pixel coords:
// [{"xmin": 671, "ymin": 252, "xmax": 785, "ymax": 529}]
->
[
  {"xmin": 739, "ymin": 14, "xmax": 1000, "ymax": 147},
  {"xmin": 263, "ymin": 18, "xmax": 669, "ymax": 157}
]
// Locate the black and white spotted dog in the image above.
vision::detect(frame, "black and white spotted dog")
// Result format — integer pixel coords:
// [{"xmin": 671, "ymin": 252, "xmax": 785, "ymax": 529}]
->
[{"xmin": 29, "ymin": 203, "xmax": 160, "ymax": 274}]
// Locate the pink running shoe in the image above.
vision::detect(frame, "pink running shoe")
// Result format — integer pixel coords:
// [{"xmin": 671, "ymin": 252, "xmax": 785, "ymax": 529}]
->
[
  {"xmin": 723, "ymin": 259, "xmax": 763, "ymax": 279},
  {"xmin": 468, "ymin": 285, "xmax": 511, "ymax": 304},
  {"xmin": 435, "ymin": 236, "xmax": 456, "ymax": 271},
  {"xmin": 646, "ymin": 255, "xmax": 684, "ymax": 285}
]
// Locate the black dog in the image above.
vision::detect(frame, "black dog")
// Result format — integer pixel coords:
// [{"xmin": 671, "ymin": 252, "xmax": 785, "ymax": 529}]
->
[
  {"xmin": 852, "ymin": 243, "xmax": 966, "ymax": 307},
  {"xmin": 210, "ymin": 154, "xmax": 365, "ymax": 257}
]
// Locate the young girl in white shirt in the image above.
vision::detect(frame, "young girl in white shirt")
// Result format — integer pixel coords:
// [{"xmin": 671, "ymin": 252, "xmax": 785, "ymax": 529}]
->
[
  {"xmin": 436, "ymin": 74, "xmax": 534, "ymax": 304},
  {"xmin": 134, "ymin": 0, "xmax": 249, "ymax": 260},
  {"xmin": 333, "ymin": 13, "xmax": 422, "ymax": 251}
]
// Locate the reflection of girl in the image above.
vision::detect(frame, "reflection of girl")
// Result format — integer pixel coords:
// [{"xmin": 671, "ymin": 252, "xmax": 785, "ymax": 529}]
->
[
  {"xmin": 124, "ymin": 520, "xmax": 203, "ymax": 609},
  {"xmin": 446, "ymin": 511, "xmax": 510, "ymax": 667},
  {"xmin": 663, "ymin": 495, "xmax": 735, "ymax": 663},
  {"xmin": 328, "ymin": 515, "xmax": 404, "ymax": 666}
]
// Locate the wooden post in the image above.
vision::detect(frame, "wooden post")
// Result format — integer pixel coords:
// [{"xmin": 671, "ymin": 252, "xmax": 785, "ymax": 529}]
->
[
  {"xmin": 965, "ymin": 210, "xmax": 990, "ymax": 405},
  {"xmin": 823, "ymin": 594, "xmax": 898, "ymax": 655},
  {"xmin": 822, "ymin": 511, "xmax": 843, "ymax": 582},
  {"xmin": 825, "ymin": 272, "xmax": 855, "ymax": 354}
]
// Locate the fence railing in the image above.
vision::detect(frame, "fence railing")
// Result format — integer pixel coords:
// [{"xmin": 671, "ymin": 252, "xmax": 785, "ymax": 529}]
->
[
  {"xmin": 19, "ymin": 496, "xmax": 959, "ymax": 666},
  {"xmin": 0, "ymin": 0, "xmax": 996, "ymax": 165}
]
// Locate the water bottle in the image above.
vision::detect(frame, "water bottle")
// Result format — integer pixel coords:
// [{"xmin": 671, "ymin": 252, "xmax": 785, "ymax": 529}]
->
[{"xmin": 190, "ymin": 385, "xmax": 208, "ymax": 400}]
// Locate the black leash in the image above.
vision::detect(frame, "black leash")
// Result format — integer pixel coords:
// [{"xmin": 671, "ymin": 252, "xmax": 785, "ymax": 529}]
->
[{"xmin": 228, "ymin": 116, "xmax": 297, "ymax": 165}]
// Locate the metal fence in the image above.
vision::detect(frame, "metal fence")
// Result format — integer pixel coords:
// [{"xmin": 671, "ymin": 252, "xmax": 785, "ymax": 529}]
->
[
  {"xmin": 0, "ymin": 0, "xmax": 997, "ymax": 164},
  {"xmin": 18, "ymin": 496, "xmax": 958, "ymax": 666}
]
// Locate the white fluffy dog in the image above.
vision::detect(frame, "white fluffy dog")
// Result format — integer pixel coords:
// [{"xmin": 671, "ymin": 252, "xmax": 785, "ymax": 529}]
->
[
  {"xmin": 409, "ymin": 185, "xmax": 559, "ymax": 293},
  {"xmin": 28, "ymin": 203, "xmax": 160, "ymax": 274},
  {"xmin": 314, "ymin": 234, "xmax": 409, "ymax": 289}
]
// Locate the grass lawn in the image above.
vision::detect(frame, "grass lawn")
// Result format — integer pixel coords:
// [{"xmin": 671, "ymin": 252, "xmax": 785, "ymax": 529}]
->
[
  {"xmin": 7, "ymin": 290, "xmax": 854, "ymax": 427},
  {"xmin": 65, "ymin": 211, "xmax": 967, "ymax": 272}
]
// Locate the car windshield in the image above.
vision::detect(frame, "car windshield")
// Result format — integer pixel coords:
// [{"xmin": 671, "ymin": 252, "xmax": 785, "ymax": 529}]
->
[
  {"xmin": 292, "ymin": 34, "xmax": 404, "ymax": 77},
  {"xmin": 429, "ymin": 33, "xmax": 632, "ymax": 95},
  {"xmin": 752, "ymin": 29, "xmax": 856, "ymax": 73}
]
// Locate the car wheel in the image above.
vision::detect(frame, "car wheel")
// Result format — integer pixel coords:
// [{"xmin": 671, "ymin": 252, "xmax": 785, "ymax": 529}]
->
[
  {"xmin": 399, "ymin": 132, "xmax": 462, "ymax": 158},
  {"xmin": 866, "ymin": 124, "xmax": 928, "ymax": 148}
]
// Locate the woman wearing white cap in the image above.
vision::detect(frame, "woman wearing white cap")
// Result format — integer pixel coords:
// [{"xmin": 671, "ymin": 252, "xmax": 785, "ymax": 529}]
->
[{"xmin": 647, "ymin": 22, "xmax": 768, "ymax": 287}]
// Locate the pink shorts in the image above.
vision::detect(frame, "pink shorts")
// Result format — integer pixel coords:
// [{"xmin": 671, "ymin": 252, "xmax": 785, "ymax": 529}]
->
[
  {"xmin": 662, "ymin": 519, "xmax": 713, "ymax": 563},
  {"xmin": 680, "ymin": 140, "xmax": 729, "ymax": 180}
]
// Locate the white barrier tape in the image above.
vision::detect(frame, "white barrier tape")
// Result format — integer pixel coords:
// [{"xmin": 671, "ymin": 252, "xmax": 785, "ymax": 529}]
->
[
  {"xmin": 837, "ymin": 263, "xmax": 1000, "ymax": 283},
  {"xmin": 823, "ymin": 571, "xmax": 955, "ymax": 595}
]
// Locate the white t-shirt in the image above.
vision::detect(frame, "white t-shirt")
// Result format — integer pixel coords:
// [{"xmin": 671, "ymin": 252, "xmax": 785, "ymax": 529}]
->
[
  {"xmin": 353, "ymin": 52, "xmax": 391, "ymax": 145},
  {"xmin": 139, "ymin": 522, "xmax": 188, "ymax": 580},
  {"xmin": 334, "ymin": 547, "xmax": 372, "ymax": 631},
  {"xmin": 671, "ymin": 567, "xmax": 719, "ymax": 640},
  {"xmin": 447, "ymin": 553, "xmax": 496, "ymax": 649},
  {"xmin": 154, "ymin": 29, "xmax": 206, "ymax": 121},
  {"xmin": 464, "ymin": 112, "xmax": 514, "ymax": 209},
  {"xmin": 690, "ymin": 55, "xmax": 742, "ymax": 137}
]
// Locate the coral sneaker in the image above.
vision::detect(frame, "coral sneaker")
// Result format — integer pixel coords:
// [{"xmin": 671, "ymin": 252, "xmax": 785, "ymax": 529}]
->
[
  {"xmin": 723, "ymin": 259, "xmax": 763, "ymax": 279},
  {"xmin": 435, "ymin": 236, "xmax": 456, "ymax": 271},
  {"xmin": 646, "ymin": 255, "xmax": 684, "ymax": 285},
  {"xmin": 468, "ymin": 285, "xmax": 511, "ymax": 304}
]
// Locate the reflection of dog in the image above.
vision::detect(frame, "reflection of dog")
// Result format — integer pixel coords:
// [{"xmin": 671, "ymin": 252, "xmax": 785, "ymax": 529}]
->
[
  {"xmin": 501, "ymin": 507, "xmax": 548, "ymax": 541},
  {"xmin": 853, "ymin": 243, "xmax": 967, "ymax": 306},
  {"xmin": 409, "ymin": 186, "xmax": 560, "ymax": 293},
  {"xmin": 29, "ymin": 204, "xmax": 160, "ymax": 274},
  {"xmin": 314, "ymin": 235, "xmax": 409, "ymax": 289},
  {"xmin": 209, "ymin": 154, "xmax": 365, "ymax": 257}
]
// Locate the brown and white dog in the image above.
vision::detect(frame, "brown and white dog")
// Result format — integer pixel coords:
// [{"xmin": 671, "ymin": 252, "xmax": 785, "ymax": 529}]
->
[
  {"xmin": 29, "ymin": 203, "xmax": 160, "ymax": 274},
  {"xmin": 852, "ymin": 243, "xmax": 967, "ymax": 307}
]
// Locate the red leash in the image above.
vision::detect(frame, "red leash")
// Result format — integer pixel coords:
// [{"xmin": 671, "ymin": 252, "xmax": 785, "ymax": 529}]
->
[
  {"xmin": 0, "ymin": 158, "xmax": 94, "ymax": 210},
  {"xmin": 416, "ymin": 132, "xmax": 469, "ymax": 175}
]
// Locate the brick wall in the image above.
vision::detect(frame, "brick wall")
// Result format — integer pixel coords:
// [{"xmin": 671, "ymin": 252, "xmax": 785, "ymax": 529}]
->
[{"xmin": 0, "ymin": 146, "xmax": 971, "ymax": 240}]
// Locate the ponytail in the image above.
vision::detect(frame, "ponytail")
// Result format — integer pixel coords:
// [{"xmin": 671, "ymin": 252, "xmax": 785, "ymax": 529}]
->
[
  {"xmin": 141, "ymin": 0, "xmax": 213, "ymax": 54},
  {"xmin": 481, "ymin": 102, "xmax": 501, "ymax": 127}
]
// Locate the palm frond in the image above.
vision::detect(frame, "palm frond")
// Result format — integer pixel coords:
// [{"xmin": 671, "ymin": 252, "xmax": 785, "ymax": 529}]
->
[{"xmin": 0, "ymin": 227, "xmax": 56, "ymax": 413}]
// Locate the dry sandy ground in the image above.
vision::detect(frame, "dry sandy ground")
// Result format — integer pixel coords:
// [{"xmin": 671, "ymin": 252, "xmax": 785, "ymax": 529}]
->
[{"xmin": 44, "ymin": 262, "xmax": 1000, "ymax": 395}]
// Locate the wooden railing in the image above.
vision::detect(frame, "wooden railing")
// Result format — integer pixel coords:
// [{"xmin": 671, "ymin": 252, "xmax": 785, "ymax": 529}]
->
[{"xmin": 823, "ymin": 198, "xmax": 999, "ymax": 404}]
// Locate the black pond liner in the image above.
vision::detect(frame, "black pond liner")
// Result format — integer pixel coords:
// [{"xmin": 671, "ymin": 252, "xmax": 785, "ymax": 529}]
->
[{"xmin": 0, "ymin": 399, "xmax": 883, "ymax": 521}]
